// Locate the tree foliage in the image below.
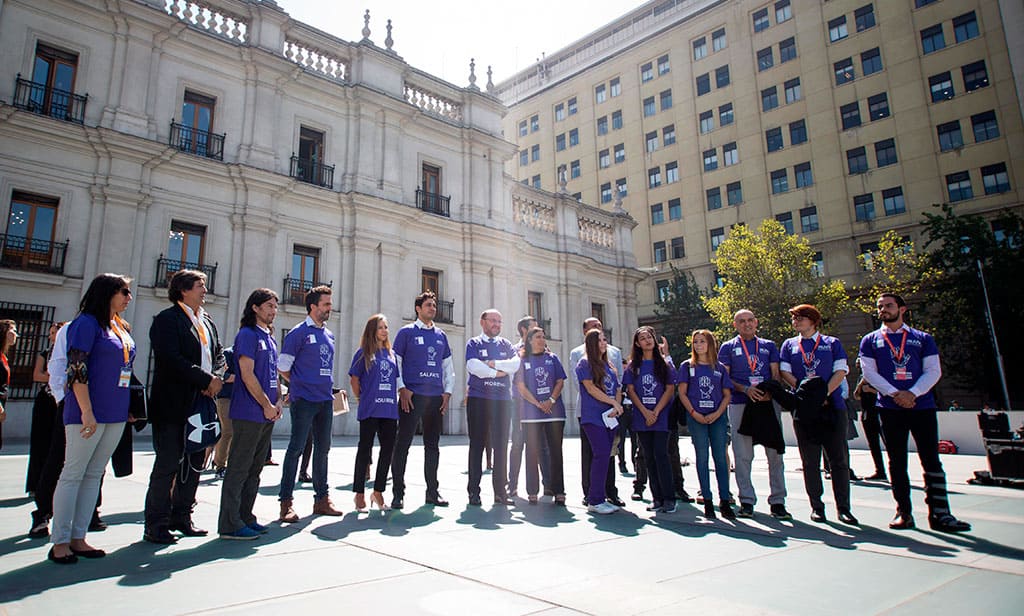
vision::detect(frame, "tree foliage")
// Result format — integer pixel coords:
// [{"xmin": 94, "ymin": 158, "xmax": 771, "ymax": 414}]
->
[
  {"xmin": 652, "ymin": 265, "xmax": 715, "ymax": 352},
  {"xmin": 703, "ymin": 219, "xmax": 852, "ymax": 345},
  {"xmin": 854, "ymin": 230, "xmax": 940, "ymax": 316}
]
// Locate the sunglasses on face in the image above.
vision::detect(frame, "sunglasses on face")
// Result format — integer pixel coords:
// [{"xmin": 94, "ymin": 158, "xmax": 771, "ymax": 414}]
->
[{"xmin": 119, "ymin": 288, "xmax": 132, "ymax": 296}]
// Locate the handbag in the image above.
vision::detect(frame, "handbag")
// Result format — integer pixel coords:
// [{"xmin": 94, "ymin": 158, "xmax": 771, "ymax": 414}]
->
[
  {"xmin": 128, "ymin": 374, "xmax": 148, "ymax": 432},
  {"xmin": 184, "ymin": 394, "xmax": 221, "ymax": 454}
]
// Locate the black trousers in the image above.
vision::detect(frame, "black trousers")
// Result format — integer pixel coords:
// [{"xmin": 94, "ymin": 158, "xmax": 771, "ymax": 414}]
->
[
  {"xmin": 637, "ymin": 430, "xmax": 673, "ymax": 503},
  {"xmin": 793, "ymin": 418, "xmax": 850, "ymax": 512},
  {"xmin": 27, "ymin": 389, "xmax": 58, "ymax": 492},
  {"xmin": 354, "ymin": 418, "xmax": 397, "ymax": 493},
  {"xmin": 579, "ymin": 418, "xmax": 618, "ymax": 499},
  {"xmin": 667, "ymin": 402, "xmax": 686, "ymax": 496},
  {"xmin": 467, "ymin": 397, "xmax": 511, "ymax": 499},
  {"xmin": 391, "ymin": 393, "xmax": 444, "ymax": 499},
  {"xmin": 860, "ymin": 394, "xmax": 886, "ymax": 475},
  {"xmin": 879, "ymin": 408, "xmax": 951, "ymax": 517},
  {"xmin": 524, "ymin": 421, "xmax": 564, "ymax": 496},
  {"xmin": 144, "ymin": 421, "xmax": 205, "ymax": 531}
]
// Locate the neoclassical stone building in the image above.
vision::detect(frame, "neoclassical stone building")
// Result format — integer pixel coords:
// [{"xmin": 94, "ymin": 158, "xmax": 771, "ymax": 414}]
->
[{"xmin": 0, "ymin": 0, "xmax": 643, "ymax": 437}]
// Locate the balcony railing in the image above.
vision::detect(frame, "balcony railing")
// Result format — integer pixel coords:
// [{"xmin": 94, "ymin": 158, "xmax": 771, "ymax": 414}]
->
[
  {"xmin": 436, "ymin": 298, "xmax": 455, "ymax": 324},
  {"xmin": 415, "ymin": 188, "xmax": 451, "ymax": 218},
  {"xmin": 155, "ymin": 255, "xmax": 217, "ymax": 294},
  {"xmin": 0, "ymin": 233, "xmax": 68, "ymax": 275},
  {"xmin": 170, "ymin": 120, "xmax": 225, "ymax": 161},
  {"xmin": 12, "ymin": 75, "xmax": 88, "ymax": 124},
  {"xmin": 538, "ymin": 318, "xmax": 552, "ymax": 337},
  {"xmin": 290, "ymin": 155, "xmax": 335, "ymax": 189},
  {"xmin": 283, "ymin": 276, "xmax": 332, "ymax": 306}
]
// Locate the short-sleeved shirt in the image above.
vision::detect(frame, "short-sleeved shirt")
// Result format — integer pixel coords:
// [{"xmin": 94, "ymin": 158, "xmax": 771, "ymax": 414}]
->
[
  {"xmin": 466, "ymin": 335, "xmax": 516, "ymax": 400},
  {"xmin": 63, "ymin": 313, "xmax": 135, "ymax": 425},
  {"xmin": 348, "ymin": 348, "xmax": 400, "ymax": 420},
  {"xmin": 393, "ymin": 323, "xmax": 451, "ymax": 396},
  {"xmin": 229, "ymin": 326, "xmax": 278, "ymax": 423},
  {"xmin": 623, "ymin": 358, "xmax": 676, "ymax": 432},
  {"xmin": 718, "ymin": 335, "xmax": 780, "ymax": 404},
  {"xmin": 516, "ymin": 351, "xmax": 567, "ymax": 422},
  {"xmin": 859, "ymin": 326, "xmax": 940, "ymax": 410},
  {"xmin": 779, "ymin": 333, "xmax": 848, "ymax": 410},
  {"xmin": 281, "ymin": 319, "xmax": 335, "ymax": 402},
  {"xmin": 676, "ymin": 360, "xmax": 733, "ymax": 415},
  {"xmin": 575, "ymin": 358, "xmax": 620, "ymax": 427}
]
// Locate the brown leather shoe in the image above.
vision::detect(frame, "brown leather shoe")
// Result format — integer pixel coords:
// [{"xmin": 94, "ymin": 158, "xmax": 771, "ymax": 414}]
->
[
  {"xmin": 279, "ymin": 499, "xmax": 299, "ymax": 523},
  {"xmin": 313, "ymin": 497, "xmax": 343, "ymax": 516}
]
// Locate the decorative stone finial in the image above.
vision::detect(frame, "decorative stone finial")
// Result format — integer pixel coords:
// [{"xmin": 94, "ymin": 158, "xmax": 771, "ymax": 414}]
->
[
  {"xmin": 486, "ymin": 65, "xmax": 494, "ymax": 92},
  {"xmin": 361, "ymin": 9, "xmax": 371, "ymax": 41},
  {"xmin": 613, "ymin": 190, "xmax": 625, "ymax": 213},
  {"xmin": 467, "ymin": 58, "xmax": 479, "ymax": 91},
  {"xmin": 385, "ymin": 19, "xmax": 393, "ymax": 51},
  {"xmin": 557, "ymin": 165, "xmax": 568, "ymax": 193}
]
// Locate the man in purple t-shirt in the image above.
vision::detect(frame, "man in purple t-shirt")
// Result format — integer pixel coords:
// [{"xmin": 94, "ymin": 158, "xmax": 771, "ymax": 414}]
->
[{"xmin": 859, "ymin": 293, "xmax": 970, "ymax": 533}]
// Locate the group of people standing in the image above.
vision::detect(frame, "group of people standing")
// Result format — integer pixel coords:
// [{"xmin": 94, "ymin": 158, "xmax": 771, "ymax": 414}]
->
[{"xmin": 12, "ymin": 268, "xmax": 972, "ymax": 565}]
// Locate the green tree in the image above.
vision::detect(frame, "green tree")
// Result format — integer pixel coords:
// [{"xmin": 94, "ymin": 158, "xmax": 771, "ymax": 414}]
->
[
  {"xmin": 854, "ymin": 230, "xmax": 940, "ymax": 316},
  {"xmin": 652, "ymin": 265, "xmax": 715, "ymax": 352},
  {"xmin": 703, "ymin": 219, "xmax": 852, "ymax": 345}
]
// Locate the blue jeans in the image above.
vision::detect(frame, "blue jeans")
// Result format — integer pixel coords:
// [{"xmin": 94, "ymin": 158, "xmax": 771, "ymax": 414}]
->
[
  {"xmin": 687, "ymin": 413, "xmax": 731, "ymax": 503},
  {"xmin": 279, "ymin": 398, "xmax": 333, "ymax": 501}
]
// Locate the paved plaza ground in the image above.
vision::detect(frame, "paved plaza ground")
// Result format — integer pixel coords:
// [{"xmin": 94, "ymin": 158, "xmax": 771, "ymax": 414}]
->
[{"xmin": 0, "ymin": 436, "xmax": 1021, "ymax": 615}]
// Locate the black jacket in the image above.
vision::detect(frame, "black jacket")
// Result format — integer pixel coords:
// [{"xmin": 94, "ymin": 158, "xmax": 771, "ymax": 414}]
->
[
  {"xmin": 738, "ymin": 398, "xmax": 785, "ymax": 453},
  {"xmin": 148, "ymin": 305, "xmax": 225, "ymax": 424}
]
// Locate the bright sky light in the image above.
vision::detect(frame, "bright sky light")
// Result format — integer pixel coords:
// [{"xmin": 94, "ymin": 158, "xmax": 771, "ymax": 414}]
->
[{"xmin": 273, "ymin": 0, "xmax": 640, "ymax": 86}]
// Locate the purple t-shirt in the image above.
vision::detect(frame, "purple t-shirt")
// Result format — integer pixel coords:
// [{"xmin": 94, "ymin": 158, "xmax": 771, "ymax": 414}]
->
[
  {"xmin": 516, "ymin": 351, "xmax": 567, "ymax": 422},
  {"xmin": 393, "ymin": 323, "xmax": 451, "ymax": 396},
  {"xmin": 348, "ymin": 348, "xmax": 400, "ymax": 420},
  {"xmin": 858, "ymin": 326, "xmax": 940, "ymax": 410},
  {"xmin": 718, "ymin": 336, "xmax": 780, "ymax": 404},
  {"xmin": 466, "ymin": 335, "xmax": 516, "ymax": 400},
  {"xmin": 676, "ymin": 360, "xmax": 733, "ymax": 415},
  {"xmin": 623, "ymin": 358, "xmax": 675, "ymax": 432},
  {"xmin": 575, "ymin": 358, "xmax": 620, "ymax": 427},
  {"xmin": 229, "ymin": 326, "xmax": 278, "ymax": 423},
  {"xmin": 779, "ymin": 334, "xmax": 848, "ymax": 410},
  {"xmin": 281, "ymin": 321, "xmax": 334, "ymax": 402},
  {"xmin": 63, "ymin": 313, "xmax": 135, "ymax": 425}
]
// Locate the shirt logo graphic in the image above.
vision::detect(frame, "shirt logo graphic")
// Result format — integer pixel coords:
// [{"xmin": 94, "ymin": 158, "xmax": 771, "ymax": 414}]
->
[
  {"xmin": 534, "ymin": 366, "xmax": 550, "ymax": 387},
  {"xmin": 320, "ymin": 344, "xmax": 331, "ymax": 368},
  {"xmin": 603, "ymin": 374, "xmax": 615, "ymax": 395},
  {"xmin": 641, "ymin": 374, "xmax": 656, "ymax": 397},
  {"xmin": 379, "ymin": 359, "xmax": 393, "ymax": 383},
  {"xmin": 427, "ymin": 346, "xmax": 437, "ymax": 362},
  {"xmin": 698, "ymin": 375, "xmax": 714, "ymax": 400}
]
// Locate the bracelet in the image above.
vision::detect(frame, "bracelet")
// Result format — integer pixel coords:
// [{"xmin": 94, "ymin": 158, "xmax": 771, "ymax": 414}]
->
[{"xmin": 548, "ymin": 397, "xmax": 556, "ymax": 404}]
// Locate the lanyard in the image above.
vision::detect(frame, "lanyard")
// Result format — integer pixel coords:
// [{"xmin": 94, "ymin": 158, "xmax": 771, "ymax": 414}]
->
[
  {"xmin": 740, "ymin": 337, "xmax": 759, "ymax": 373},
  {"xmin": 882, "ymin": 329, "xmax": 907, "ymax": 363},
  {"xmin": 798, "ymin": 335, "xmax": 820, "ymax": 367},
  {"xmin": 110, "ymin": 315, "xmax": 132, "ymax": 365},
  {"xmin": 178, "ymin": 302, "xmax": 209, "ymax": 347}
]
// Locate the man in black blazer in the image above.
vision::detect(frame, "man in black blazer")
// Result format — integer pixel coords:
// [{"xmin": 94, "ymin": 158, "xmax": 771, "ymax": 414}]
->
[{"xmin": 143, "ymin": 270, "xmax": 225, "ymax": 544}]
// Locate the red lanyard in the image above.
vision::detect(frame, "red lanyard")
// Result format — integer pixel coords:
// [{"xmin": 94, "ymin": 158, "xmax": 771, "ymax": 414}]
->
[
  {"xmin": 798, "ymin": 335, "xmax": 820, "ymax": 367},
  {"xmin": 1, "ymin": 353, "xmax": 9, "ymax": 385},
  {"xmin": 110, "ymin": 315, "xmax": 132, "ymax": 365},
  {"xmin": 882, "ymin": 329, "xmax": 907, "ymax": 362},
  {"xmin": 740, "ymin": 338, "xmax": 759, "ymax": 373}
]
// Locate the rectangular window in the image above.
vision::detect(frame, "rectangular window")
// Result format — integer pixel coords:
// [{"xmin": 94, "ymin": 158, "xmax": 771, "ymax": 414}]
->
[
  {"xmin": 854, "ymin": 194, "xmax": 875, "ymax": 221},
  {"xmin": 762, "ymin": 86, "xmax": 779, "ymax": 111},
  {"xmin": 937, "ymin": 121, "xmax": 963, "ymax": 151},
  {"xmin": 653, "ymin": 240, "xmax": 667, "ymax": 263},
  {"xmin": 169, "ymin": 220, "xmax": 207, "ymax": 268},
  {"xmin": 812, "ymin": 251, "xmax": 825, "ymax": 278},
  {"xmin": 663, "ymin": 124, "xmax": 676, "ymax": 145},
  {"xmin": 699, "ymin": 110, "xmax": 714, "ymax": 134},
  {"xmin": 671, "ymin": 236, "xmax": 685, "ymax": 260},
  {"xmin": 780, "ymin": 37, "xmax": 797, "ymax": 63},
  {"xmin": 753, "ymin": 8, "xmax": 770, "ymax": 32},
  {"xmin": 710, "ymin": 227, "xmax": 725, "ymax": 251},
  {"xmin": 776, "ymin": 212, "xmax": 794, "ymax": 234},
  {"xmin": 569, "ymin": 128, "xmax": 579, "ymax": 147},
  {"xmin": 658, "ymin": 54, "xmax": 671, "ymax": 75},
  {"xmin": 600, "ymin": 182, "xmax": 612, "ymax": 203},
  {"xmin": 614, "ymin": 143, "xmax": 625, "ymax": 163},
  {"xmin": 785, "ymin": 78, "xmax": 801, "ymax": 103},
  {"xmin": 875, "ymin": 138, "xmax": 897, "ymax": 167},
  {"xmin": 847, "ymin": 146, "xmax": 868, "ymax": 174},
  {"xmin": 766, "ymin": 127, "xmax": 784, "ymax": 152},
  {"xmin": 656, "ymin": 279, "xmax": 670, "ymax": 303},
  {"xmin": 855, "ymin": 4, "xmax": 876, "ymax": 31},
  {"xmin": 554, "ymin": 103, "xmax": 565, "ymax": 121},
  {"xmin": 862, "ymin": 48, "xmax": 883, "ymax": 76},
  {"xmin": 800, "ymin": 206, "xmax": 819, "ymax": 232},
  {"xmin": 641, "ymin": 62, "xmax": 654, "ymax": 82},
  {"xmin": 723, "ymin": 142, "xmax": 738, "ymax": 166},
  {"xmin": 530, "ymin": 115, "xmax": 539, "ymax": 132},
  {"xmin": 568, "ymin": 97, "xmax": 578, "ymax": 115},
  {"xmin": 954, "ymin": 11, "xmax": 979, "ymax": 43},
  {"xmin": 527, "ymin": 291, "xmax": 544, "ymax": 323},
  {"xmin": 794, "ymin": 162, "xmax": 813, "ymax": 188},
  {"xmin": 610, "ymin": 77, "xmax": 621, "ymax": 97},
  {"xmin": 771, "ymin": 168, "xmax": 789, "ymax": 193},
  {"xmin": 715, "ymin": 65, "xmax": 730, "ymax": 88},
  {"xmin": 727, "ymin": 181, "xmax": 743, "ymax": 206},
  {"xmin": 930, "ymin": 72, "xmax": 955, "ymax": 102},
  {"xmin": 570, "ymin": 159, "xmax": 580, "ymax": 178},
  {"xmin": 643, "ymin": 96, "xmax": 656, "ymax": 117},
  {"xmin": 962, "ymin": 60, "xmax": 989, "ymax": 92},
  {"xmin": 971, "ymin": 110, "xmax": 999, "ymax": 142},
  {"xmin": 829, "ymin": 16, "xmax": 848, "ymax": 42},
  {"xmin": 666, "ymin": 161, "xmax": 679, "ymax": 183},
  {"xmin": 776, "ymin": 0, "xmax": 792, "ymax": 23},
  {"xmin": 650, "ymin": 202, "xmax": 664, "ymax": 225},
  {"xmin": 531, "ymin": 144, "xmax": 540, "ymax": 161},
  {"xmin": 789, "ymin": 119, "xmax": 807, "ymax": 145},
  {"xmin": 660, "ymin": 89, "xmax": 673, "ymax": 111},
  {"xmin": 946, "ymin": 171, "xmax": 973, "ymax": 202},
  {"xmin": 668, "ymin": 198, "xmax": 682, "ymax": 220},
  {"xmin": 868, "ymin": 92, "xmax": 890, "ymax": 120},
  {"xmin": 696, "ymin": 73, "xmax": 711, "ymax": 96},
  {"xmin": 713, "ymin": 28, "xmax": 727, "ymax": 51},
  {"xmin": 4, "ymin": 191, "xmax": 59, "ymax": 271},
  {"xmin": 835, "ymin": 58, "xmax": 855, "ymax": 85},
  {"xmin": 555, "ymin": 133, "xmax": 566, "ymax": 151},
  {"xmin": 758, "ymin": 47, "xmax": 774, "ymax": 71},
  {"xmin": 648, "ymin": 167, "xmax": 662, "ymax": 188},
  {"xmin": 616, "ymin": 178, "xmax": 627, "ymax": 196},
  {"xmin": 421, "ymin": 269, "xmax": 441, "ymax": 297},
  {"xmin": 599, "ymin": 149, "xmax": 610, "ymax": 168},
  {"xmin": 916, "ymin": 0, "xmax": 937, "ymax": 7},
  {"xmin": 597, "ymin": 116, "xmax": 608, "ymax": 135},
  {"xmin": 532, "ymin": 175, "xmax": 541, "ymax": 189},
  {"xmin": 719, "ymin": 103, "xmax": 734, "ymax": 125},
  {"xmin": 694, "ymin": 36, "xmax": 708, "ymax": 60},
  {"xmin": 703, "ymin": 148, "xmax": 718, "ymax": 171},
  {"xmin": 595, "ymin": 84, "xmax": 606, "ymax": 103},
  {"xmin": 291, "ymin": 245, "xmax": 320, "ymax": 297},
  {"xmin": 882, "ymin": 187, "xmax": 906, "ymax": 215},
  {"xmin": 841, "ymin": 101, "xmax": 861, "ymax": 129},
  {"xmin": 646, "ymin": 131, "xmax": 659, "ymax": 152},
  {"xmin": 178, "ymin": 90, "xmax": 218, "ymax": 158},
  {"xmin": 519, "ymin": 150, "xmax": 528, "ymax": 166},
  {"xmin": 982, "ymin": 163, "xmax": 1010, "ymax": 195},
  {"xmin": 921, "ymin": 24, "xmax": 945, "ymax": 54},
  {"xmin": 611, "ymin": 110, "xmax": 623, "ymax": 130},
  {"xmin": 518, "ymin": 120, "xmax": 527, "ymax": 137}
]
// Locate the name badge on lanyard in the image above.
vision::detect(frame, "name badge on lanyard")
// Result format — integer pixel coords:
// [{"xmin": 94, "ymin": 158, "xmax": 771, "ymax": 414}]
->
[
  {"xmin": 894, "ymin": 368, "xmax": 912, "ymax": 381},
  {"xmin": 119, "ymin": 368, "xmax": 132, "ymax": 388}
]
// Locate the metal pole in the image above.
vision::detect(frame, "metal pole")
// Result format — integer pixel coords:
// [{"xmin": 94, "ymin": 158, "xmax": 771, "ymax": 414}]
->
[{"xmin": 976, "ymin": 258, "xmax": 1012, "ymax": 410}]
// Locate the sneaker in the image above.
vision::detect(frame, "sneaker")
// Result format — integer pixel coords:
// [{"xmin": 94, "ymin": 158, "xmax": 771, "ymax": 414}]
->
[
  {"xmin": 770, "ymin": 504, "xmax": 793, "ymax": 521},
  {"xmin": 587, "ymin": 502, "xmax": 617, "ymax": 515},
  {"xmin": 220, "ymin": 526, "xmax": 260, "ymax": 540},
  {"xmin": 736, "ymin": 503, "xmax": 755, "ymax": 518},
  {"xmin": 247, "ymin": 521, "xmax": 270, "ymax": 534},
  {"xmin": 631, "ymin": 491, "xmax": 644, "ymax": 501},
  {"xmin": 659, "ymin": 501, "xmax": 677, "ymax": 514}
]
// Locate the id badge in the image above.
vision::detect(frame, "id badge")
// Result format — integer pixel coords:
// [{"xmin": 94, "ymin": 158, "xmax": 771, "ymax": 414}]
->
[
  {"xmin": 894, "ymin": 368, "xmax": 911, "ymax": 381},
  {"xmin": 699, "ymin": 400, "xmax": 715, "ymax": 409},
  {"xmin": 119, "ymin": 368, "xmax": 132, "ymax": 388},
  {"xmin": 748, "ymin": 376, "xmax": 763, "ymax": 387},
  {"xmin": 805, "ymin": 370, "xmax": 816, "ymax": 378}
]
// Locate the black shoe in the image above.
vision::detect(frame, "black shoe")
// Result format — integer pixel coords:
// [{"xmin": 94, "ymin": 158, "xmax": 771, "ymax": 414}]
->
[
  {"xmin": 169, "ymin": 521, "xmax": 209, "ymax": 537},
  {"xmin": 88, "ymin": 515, "xmax": 107, "ymax": 532},
  {"xmin": 770, "ymin": 504, "xmax": 793, "ymax": 521},
  {"xmin": 70, "ymin": 546, "xmax": 106, "ymax": 558},
  {"xmin": 720, "ymin": 500, "xmax": 736, "ymax": 520},
  {"xmin": 298, "ymin": 472, "xmax": 312, "ymax": 483},
  {"xmin": 214, "ymin": 466, "xmax": 226, "ymax": 480},
  {"xmin": 703, "ymin": 502, "xmax": 716, "ymax": 519},
  {"xmin": 865, "ymin": 472, "xmax": 888, "ymax": 482},
  {"xmin": 581, "ymin": 498, "xmax": 589, "ymax": 507},
  {"xmin": 929, "ymin": 513, "xmax": 971, "ymax": 533},
  {"xmin": 48, "ymin": 547, "xmax": 78, "ymax": 565},
  {"xmin": 849, "ymin": 470, "xmax": 861, "ymax": 481},
  {"xmin": 810, "ymin": 509, "xmax": 826, "ymax": 523},
  {"xmin": 468, "ymin": 495, "xmax": 482, "ymax": 506},
  {"xmin": 29, "ymin": 511, "xmax": 50, "ymax": 539},
  {"xmin": 425, "ymin": 494, "xmax": 449, "ymax": 507},
  {"xmin": 631, "ymin": 492, "xmax": 644, "ymax": 501},
  {"xmin": 838, "ymin": 509, "xmax": 859, "ymax": 525},
  {"xmin": 645, "ymin": 501, "xmax": 663, "ymax": 512},
  {"xmin": 493, "ymin": 495, "xmax": 514, "ymax": 506},
  {"xmin": 390, "ymin": 497, "xmax": 405, "ymax": 510},
  {"xmin": 143, "ymin": 529, "xmax": 178, "ymax": 545},
  {"xmin": 677, "ymin": 490, "xmax": 695, "ymax": 503},
  {"xmin": 889, "ymin": 512, "xmax": 915, "ymax": 530},
  {"xmin": 736, "ymin": 503, "xmax": 755, "ymax": 518},
  {"xmin": 608, "ymin": 496, "xmax": 626, "ymax": 508},
  {"xmin": 618, "ymin": 463, "xmax": 629, "ymax": 474}
]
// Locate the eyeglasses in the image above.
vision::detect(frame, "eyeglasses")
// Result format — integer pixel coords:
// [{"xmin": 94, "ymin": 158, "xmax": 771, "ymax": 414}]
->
[{"xmin": 119, "ymin": 288, "xmax": 133, "ymax": 296}]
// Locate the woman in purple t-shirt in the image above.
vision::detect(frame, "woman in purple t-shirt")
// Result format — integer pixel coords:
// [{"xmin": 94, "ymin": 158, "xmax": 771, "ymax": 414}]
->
[
  {"xmin": 515, "ymin": 326, "xmax": 566, "ymax": 505},
  {"xmin": 349, "ymin": 314, "xmax": 399, "ymax": 513},
  {"xmin": 677, "ymin": 329, "xmax": 734, "ymax": 520},
  {"xmin": 575, "ymin": 328, "xmax": 623, "ymax": 515}
]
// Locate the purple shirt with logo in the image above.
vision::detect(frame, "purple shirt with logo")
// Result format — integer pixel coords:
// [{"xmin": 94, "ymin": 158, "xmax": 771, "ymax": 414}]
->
[
  {"xmin": 676, "ymin": 360, "xmax": 733, "ymax": 415},
  {"xmin": 63, "ymin": 313, "xmax": 135, "ymax": 425},
  {"xmin": 466, "ymin": 335, "xmax": 516, "ymax": 400},
  {"xmin": 623, "ymin": 358, "xmax": 675, "ymax": 432},
  {"xmin": 229, "ymin": 326, "xmax": 278, "ymax": 423},
  {"xmin": 348, "ymin": 348, "xmax": 400, "ymax": 420},
  {"xmin": 393, "ymin": 323, "xmax": 451, "ymax": 396},
  {"xmin": 575, "ymin": 358, "xmax": 620, "ymax": 427},
  {"xmin": 779, "ymin": 334, "xmax": 848, "ymax": 410},
  {"xmin": 282, "ymin": 320, "xmax": 334, "ymax": 402},
  {"xmin": 859, "ymin": 326, "xmax": 939, "ymax": 410},
  {"xmin": 718, "ymin": 336, "xmax": 779, "ymax": 404},
  {"xmin": 516, "ymin": 351, "xmax": 567, "ymax": 422}
]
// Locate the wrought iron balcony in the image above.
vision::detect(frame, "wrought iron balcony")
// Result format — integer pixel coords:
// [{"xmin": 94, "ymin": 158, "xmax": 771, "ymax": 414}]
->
[
  {"xmin": 415, "ymin": 188, "xmax": 451, "ymax": 218},
  {"xmin": 155, "ymin": 255, "xmax": 217, "ymax": 294},
  {"xmin": 0, "ymin": 233, "xmax": 68, "ymax": 275},
  {"xmin": 538, "ymin": 318, "xmax": 552, "ymax": 336},
  {"xmin": 435, "ymin": 298, "xmax": 455, "ymax": 324},
  {"xmin": 290, "ymin": 155, "xmax": 335, "ymax": 189},
  {"xmin": 170, "ymin": 120, "xmax": 225, "ymax": 161},
  {"xmin": 12, "ymin": 75, "xmax": 88, "ymax": 124},
  {"xmin": 283, "ymin": 276, "xmax": 332, "ymax": 306}
]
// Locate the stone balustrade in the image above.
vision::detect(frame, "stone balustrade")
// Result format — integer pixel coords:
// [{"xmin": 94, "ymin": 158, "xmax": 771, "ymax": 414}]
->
[
  {"xmin": 403, "ymin": 76, "xmax": 463, "ymax": 122},
  {"xmin": 578, "ymin": 217, "xmax": 615, "ymax": 249},
  {"xmin": 283, "ymin": 39, "xmax": 348, "ymax": 82},
  {"xmin": 513, "ymin": 195, "xmax": 557, "ymax": 233},
  {"xmin": 164, "ymin": 0, "xmax": 248, "ymax": 43}
]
